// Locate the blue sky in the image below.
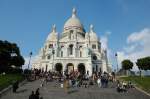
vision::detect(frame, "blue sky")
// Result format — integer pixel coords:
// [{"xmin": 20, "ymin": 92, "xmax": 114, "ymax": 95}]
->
[{"xmin": 0, "ymin": 0, "xmax": 150, "ymax": 70}]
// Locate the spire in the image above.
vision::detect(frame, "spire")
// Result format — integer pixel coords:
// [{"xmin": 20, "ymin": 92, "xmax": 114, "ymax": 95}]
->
[
  {"xmin": 52, "ymin": 24, "xmax": 56, "ymax": 33},
  {"xmin": 72, "ymin": 8, "xmax": 77, "ymax": 18},
  {"xmin": 90, "ymin": 24, "xmax": 94, "ymax": 33}
]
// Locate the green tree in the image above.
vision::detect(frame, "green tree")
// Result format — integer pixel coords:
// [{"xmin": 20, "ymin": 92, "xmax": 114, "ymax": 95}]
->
[
  {"xmin": 0, "ymin": 40, "xmax": 25, "ymax": 73},
  {"xmin": 122, "ymin": 59, "xmax": 133, "ymax": 75},
  {"xmin": 136, "ymin": 56, "xmax": 150, "ymax": 77}
]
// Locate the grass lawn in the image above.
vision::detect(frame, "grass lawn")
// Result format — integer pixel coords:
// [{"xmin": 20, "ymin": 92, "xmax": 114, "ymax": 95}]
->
[
  {"xmin": 0, "ymin": 74, "xmax": 24, "ymax": 91},
  {"xmin": 120, "ymin": 76, "xmax": 150, "ymax": 93}
]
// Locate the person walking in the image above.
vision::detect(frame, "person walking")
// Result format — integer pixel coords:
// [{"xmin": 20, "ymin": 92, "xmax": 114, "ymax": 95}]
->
[
  {"xmin": 12, "ymin": 81, "xmax": 19, "ymax": 93},
  {"xmin": 35, "ymin": 88, "xmax": 40, "ymax": 99},
  {"xmin": 64, "ymin": 79, "xmax": 69, "ymax": 93},
  {"xmin": 97, "ymin": 77, "xmax": 101, "ymax": 88},
  {"xmin": 29, "ymin": 91, "xmax": 36, "ymax": 99}
]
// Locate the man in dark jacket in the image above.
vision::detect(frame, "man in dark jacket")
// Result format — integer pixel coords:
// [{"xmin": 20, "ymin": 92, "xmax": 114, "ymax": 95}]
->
[
  {"xmin": 35, "ymin": 88, "xmax": 40, "ymax": 99},
  {"xmin": 29, "ymin": 91, "xmax": 35, "ymax": 99},
  {"xmin": 12, "ymin": 81, "xmax": 19, "ymax": 93}
]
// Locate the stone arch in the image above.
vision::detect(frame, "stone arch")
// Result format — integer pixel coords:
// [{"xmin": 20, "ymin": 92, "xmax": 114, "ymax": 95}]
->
[
  {"xmin": 78, "ymin": 63, "xmax": 86, "ymax": 75},
  {"xmin": 55, "ymin": 63, "xmax": 63, "ymax": 73},
  {"xmin": 66, "ymin": 63, "xmax": 74, "ymax": 74}
]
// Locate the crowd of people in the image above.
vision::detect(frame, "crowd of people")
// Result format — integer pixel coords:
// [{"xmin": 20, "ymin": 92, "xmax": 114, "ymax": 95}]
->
[
  {"xmin": 116, "ymin": 80, "xmax": 134, "ymax": 93},
  {"xmin": 10, "ymin": 68, "xmax": 134, "ymax": 99},
  {"xmin": 27, "ymin": 69, "xmax": 117, "ymax": 89}
]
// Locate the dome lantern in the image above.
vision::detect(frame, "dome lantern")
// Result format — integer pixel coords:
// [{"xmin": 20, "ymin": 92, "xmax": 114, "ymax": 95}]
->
[{"xmin": 72, "ymin": 8, "xmax": 77, "ymax": 18}]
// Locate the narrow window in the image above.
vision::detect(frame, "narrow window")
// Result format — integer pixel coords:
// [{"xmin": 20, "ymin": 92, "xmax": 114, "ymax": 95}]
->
[
  {"xmin": 69, "ymin": 44, "xmax": 73, "ymax": 55},
  {"xmin": 92, "ymin": 44, "xmax": 96, "ymax": 49},
  {"xmin": 47, "ymin": 55, "xmax": 51, "ymax": 59},
  {"xmin": 61, "ymin": 51, "xmax": 63, "ymax": 57},
  {"xmin": 79, "ymin": 46, "xmax": 82, "ymax": 57},
  {"xmin": 49, "ymin": 44, "xmax": 53, "ymax": 48}
]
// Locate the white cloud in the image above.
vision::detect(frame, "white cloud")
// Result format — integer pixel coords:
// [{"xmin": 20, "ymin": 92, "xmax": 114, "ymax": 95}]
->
[
  {"xmin": 101, "ymin": 36, "xmax": 108, "ymax": 50},
  {"xmin": 101, "ymin": 31, "xmax": 111, "ymax": 50},
  {"xmin": 101, "ymin": 31, "xmax": 113, "ymax": 69},
  {"xmin": 117, "ymin": 28, "xmax": 150, "ymax": 71},
  {"xmin": 127, "ymin": 28, "xmax": 150, "ymax": 43}
]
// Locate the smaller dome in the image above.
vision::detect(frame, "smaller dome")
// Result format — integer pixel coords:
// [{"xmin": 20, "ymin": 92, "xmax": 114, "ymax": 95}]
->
[
  {"xmin": 89, "ymin": 24, "xmax": 99, "ymax": 41},
  {"xmin": 46, "ymin": 24, "xmax": 58, "ymax": 41}
]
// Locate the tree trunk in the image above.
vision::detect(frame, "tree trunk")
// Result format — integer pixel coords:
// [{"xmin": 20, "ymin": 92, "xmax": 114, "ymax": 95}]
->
[
  {"xmin": 126, "ymin": 70, "xmax": 128, "ymax": 76},
  {"xmin": 139, "ymin": 69, "xmax": 141, "ymax": 77},
  {"xmin": 127, "ymin": 70, "xmax": 129, "ymax": 76}
]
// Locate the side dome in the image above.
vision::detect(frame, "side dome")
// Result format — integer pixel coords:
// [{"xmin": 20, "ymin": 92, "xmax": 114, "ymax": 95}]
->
[
  {"xmin": 63, "ymin": 8, "xmax": 84, "ymax": 32},
  {"xmin": 46, "ymin": 24, "xmax": 58, "ymax": 42},
  {"xmin": 89, "ymin": 24, "xmax": 99, "ymax": 41}
]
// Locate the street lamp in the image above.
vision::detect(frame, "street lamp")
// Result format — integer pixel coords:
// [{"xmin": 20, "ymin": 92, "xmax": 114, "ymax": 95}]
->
[
  {"xmin": 115, "ymin": 53, "xmax": 118, "ymax": 73},
  {"xmin": 27, "ymin": 52, "xmax": 32, "ymax": 70}
]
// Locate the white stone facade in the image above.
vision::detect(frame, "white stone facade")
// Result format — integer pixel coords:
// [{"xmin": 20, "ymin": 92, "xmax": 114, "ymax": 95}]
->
[{"xmin": 32, "ymin": 8, "xmax": 111, "ymax": 76}]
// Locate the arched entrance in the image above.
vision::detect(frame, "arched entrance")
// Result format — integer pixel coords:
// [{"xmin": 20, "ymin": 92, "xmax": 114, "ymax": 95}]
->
[
  {"xmin": 78, "ymin": 63, "xmax": 85, "ymax": 75},
  {"xmin": 66, "ymin": 63, "xmax": 74, "ymax": 74},
  {"xmin": 55, "ymin": 63, "xmax": 63, "ymax": 73}
]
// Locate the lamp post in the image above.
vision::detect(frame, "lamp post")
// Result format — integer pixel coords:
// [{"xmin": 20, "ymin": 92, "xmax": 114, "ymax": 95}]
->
[
  {"xmin": 115, "ymin": 53, "xmax": 118, "ymax": 73},
  {"xmin": 27, "ymin": 52, "xmax": 32, "ymax": 70}
]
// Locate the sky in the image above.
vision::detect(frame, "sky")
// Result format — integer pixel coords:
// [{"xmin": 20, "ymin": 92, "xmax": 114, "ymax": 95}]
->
[{"xmin": 0, "ymin": 0, "xmax": 150, "ymax": 70}]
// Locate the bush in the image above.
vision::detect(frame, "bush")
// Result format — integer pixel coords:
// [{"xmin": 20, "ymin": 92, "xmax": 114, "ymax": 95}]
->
[
  {"xmin": 7, "ymin": 68, "xmax": 23, "ymax": 74},
  {"xmin": 23, "ymin": 69, "xmax": 31, "ymax": 75}
]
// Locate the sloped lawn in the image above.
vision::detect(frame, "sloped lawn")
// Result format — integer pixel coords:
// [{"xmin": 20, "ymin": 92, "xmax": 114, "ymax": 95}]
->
[
  {"xmin": 0, "ymin": 74, "xmax": 24, "ymax": 91},
  {"xmin": 120, "ymin": 76, "xmax": 150, "ymax": 93}
]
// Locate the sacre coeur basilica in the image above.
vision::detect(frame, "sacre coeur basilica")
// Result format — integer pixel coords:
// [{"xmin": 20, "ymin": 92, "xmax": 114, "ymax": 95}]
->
[{"xmin": 32, "ymin": 8, "xmax": 111, "ymax": 76}]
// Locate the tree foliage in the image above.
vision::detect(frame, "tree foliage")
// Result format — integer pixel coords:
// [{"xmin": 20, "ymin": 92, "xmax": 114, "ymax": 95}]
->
[
  {"xmin": 136, "ymin": 57, "xmax": 150, "ymax": 70},
  {"xmin": 0, "ymin": 40, "xmax": 25, "ymax": 73},
  {"xmin": 122, "ymin": 59, "xmax": 133, "ymax": 70}
]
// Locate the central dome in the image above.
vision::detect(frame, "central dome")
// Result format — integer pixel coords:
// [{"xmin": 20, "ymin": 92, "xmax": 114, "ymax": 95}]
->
[{"xmin": 64, "ymin": 8, "xmax": 83, "ymax": 31}]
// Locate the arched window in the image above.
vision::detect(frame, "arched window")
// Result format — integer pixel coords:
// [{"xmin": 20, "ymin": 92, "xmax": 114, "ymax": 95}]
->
[
  {"xmin": 61, "ymin": 51, "xmax": 63, "ymax": 57},
  {"xmin": 96, "ymin": 65, "xmax": 98, "ymax": 72},
  {"xmin": 70, "ymin": 30, "xmax": 73, "ymax": 39},
  {"xmin": 69, "ymin": 44, "xmax": 73, "ymax": 55},
  {"xmin": 61, "ymin": 46, "xmax": 64, "ymax": 57},
  {"xmin": 49, "ymin": 44, "xmax": 53, "ymax": 48},
  {"xmin": 47, "ymin": 55, "xmax": 51, "ymax": 59},
  {"xmin": 93, "ymin": 55, "xmax": 97, "ymax": 60},
  {"xmin": 92, "ymin": 44, "xmax": 96, "ymax": 49},
  {"xmin": 79, "ymin": 46, "xmax": 82, "ymax": 57}
]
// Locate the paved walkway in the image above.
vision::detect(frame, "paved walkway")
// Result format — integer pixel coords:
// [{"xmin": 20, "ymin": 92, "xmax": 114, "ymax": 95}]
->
[{"xmin": 1, "ymin": 79, "xmax": 150, "ymax": 99}]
